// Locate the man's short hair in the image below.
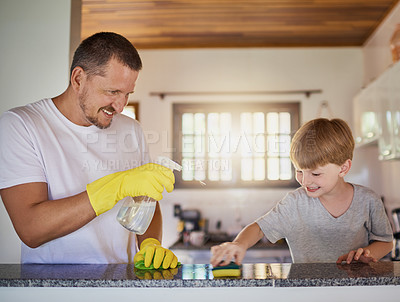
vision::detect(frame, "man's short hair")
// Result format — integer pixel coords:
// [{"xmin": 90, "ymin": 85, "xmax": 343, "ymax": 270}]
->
[{"xmin": 70, "ymin": 32, "xmax": 142, "ymax": 78}]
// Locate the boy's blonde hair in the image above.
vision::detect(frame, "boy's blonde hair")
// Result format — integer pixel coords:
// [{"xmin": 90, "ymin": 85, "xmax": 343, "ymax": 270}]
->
[{"xmin": 290, "ymin": 118, "xmax": 355, "ymax": 169}]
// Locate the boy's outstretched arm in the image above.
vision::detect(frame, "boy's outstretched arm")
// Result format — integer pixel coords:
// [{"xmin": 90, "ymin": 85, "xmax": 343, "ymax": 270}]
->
[
  {"xmin": 210, "ymin": 222, "xmax": 264, "ymax": 267},
  {"xmin": 336, "ymin": 240, "xmax": 393, "ymax": 264}
]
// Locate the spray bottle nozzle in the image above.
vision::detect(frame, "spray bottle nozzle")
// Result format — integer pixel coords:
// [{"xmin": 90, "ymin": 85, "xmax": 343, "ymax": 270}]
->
[{"xmin": 156, "ymin": 156, "xmax": 182, "ymax": 172}]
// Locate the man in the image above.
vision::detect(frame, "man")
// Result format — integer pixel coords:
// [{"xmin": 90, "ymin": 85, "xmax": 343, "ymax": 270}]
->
[{"xmin": 0, "ymin": 32, "xmax": 177, "ymax": 268}]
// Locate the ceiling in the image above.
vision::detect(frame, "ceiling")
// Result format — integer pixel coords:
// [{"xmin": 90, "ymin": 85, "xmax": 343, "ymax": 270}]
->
[{"xmin": 81, "ymin": 0, "xmax": 399, "ymax": 49}]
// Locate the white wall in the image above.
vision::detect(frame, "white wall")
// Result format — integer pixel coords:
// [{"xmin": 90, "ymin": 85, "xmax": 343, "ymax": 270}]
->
[
  {"xmin": 363, "ymin": 3, "xmax": 400, "ymax": 85},
  {"xmin": 0, "ymin": 0, "xmax": 71, "ymax": 115},
  {"xmin": 0, "ymin": 0, "xmax": 75, "ymax": 263}
]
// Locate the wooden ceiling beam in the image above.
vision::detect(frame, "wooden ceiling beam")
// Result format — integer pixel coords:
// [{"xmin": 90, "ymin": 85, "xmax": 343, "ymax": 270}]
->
[{"xmin": 81, "ymin": 0, "xmax": 399, "ymax": 48}]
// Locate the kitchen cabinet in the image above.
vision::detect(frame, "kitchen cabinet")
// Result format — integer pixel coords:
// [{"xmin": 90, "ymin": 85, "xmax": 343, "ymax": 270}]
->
[
  {"xmin": 353, "ymin": 61, "xmax": 400, "ymax": 160},
  {"xmin": 353, "ymin": 83, "xmax": 380, "ymax": 145}
]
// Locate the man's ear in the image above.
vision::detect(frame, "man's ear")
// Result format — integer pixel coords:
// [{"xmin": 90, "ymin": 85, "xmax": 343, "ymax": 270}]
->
[
  {"xmin": 339, "ymin": 159, "xmax": 352, "ymax": 177},
  {"xmin": 70, "ymin": 66, "xmax": 86, "ymax": 92}
]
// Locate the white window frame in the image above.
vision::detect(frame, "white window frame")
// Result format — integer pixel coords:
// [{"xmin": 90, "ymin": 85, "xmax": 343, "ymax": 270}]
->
[{"xmin": 173, "ymin": 102, "xmax": 300, "ymax": 188}]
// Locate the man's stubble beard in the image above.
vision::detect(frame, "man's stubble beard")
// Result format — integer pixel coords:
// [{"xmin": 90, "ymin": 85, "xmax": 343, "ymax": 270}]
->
[{"xmin": 79, "ymin": 88, "xmax": 113, "ymax": 130}]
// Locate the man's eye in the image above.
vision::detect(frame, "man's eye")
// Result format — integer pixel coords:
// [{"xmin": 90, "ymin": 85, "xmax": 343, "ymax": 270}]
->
[{"xmin": 108, "ymin": 90, "xmax": 118, "ymax": 95}]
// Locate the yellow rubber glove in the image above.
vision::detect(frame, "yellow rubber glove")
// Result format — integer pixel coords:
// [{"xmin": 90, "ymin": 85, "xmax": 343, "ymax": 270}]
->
[
  {"xmin": 134, "ymin": 238, "xmax": 178, "ymax": 269},
  {"xmin": 86, "ymin": 163, "xmax": 174, "ymax": 216},
  {"xmin": 134, "ymin": 267, "xmax": 178, "ymax": 280}
]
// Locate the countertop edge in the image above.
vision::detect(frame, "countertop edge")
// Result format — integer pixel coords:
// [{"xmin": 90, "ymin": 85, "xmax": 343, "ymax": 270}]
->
[
  {"xmin": 0, "ymin": 278, "xmax": 274, "ymax": 288},
  {"xmin": 2, "ymin": 277, "xmax": 400, "ymax": 288},
  {"xmin": 274, "ymin": 277, "xmax": 400, "ymax": 287}
]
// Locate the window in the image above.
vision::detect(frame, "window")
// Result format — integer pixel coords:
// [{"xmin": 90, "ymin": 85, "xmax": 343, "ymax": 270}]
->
[
  {"xmin": 122, "ymin": 102, "xmax": 139, "ymax": 120},
  {"xmin": 173, "ymin": 102, "xmax": 300, "ymax": 188}
]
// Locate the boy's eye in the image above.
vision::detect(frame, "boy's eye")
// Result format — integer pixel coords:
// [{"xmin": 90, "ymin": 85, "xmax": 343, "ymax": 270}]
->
[{"xmin": 312, "ymin": 173, "xmax": 320, "ymax": 176}]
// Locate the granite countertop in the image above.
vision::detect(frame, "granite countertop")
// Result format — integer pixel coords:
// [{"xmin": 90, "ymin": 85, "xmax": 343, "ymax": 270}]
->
[{"xmin": 1, "ymin": 262, "xmax": 399, "ymax": 288}]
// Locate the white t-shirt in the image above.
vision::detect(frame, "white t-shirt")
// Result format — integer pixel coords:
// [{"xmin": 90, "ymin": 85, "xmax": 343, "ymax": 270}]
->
[
  {"xmin": 0, "ymin": 98, "xmax": 150, "ymax": 263},
  {"xmin": 256, "ymin": 184, "xmax": 393, "ymax": 263}
]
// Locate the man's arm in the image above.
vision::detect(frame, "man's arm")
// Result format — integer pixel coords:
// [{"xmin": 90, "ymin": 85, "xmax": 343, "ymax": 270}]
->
[
  {"xmin": 0, "ymin": 182, "xmax": 96, "ymax": 248},
  {"xmin": 136, "ymin": 201, "xmax": 163, "ymax": 249}
]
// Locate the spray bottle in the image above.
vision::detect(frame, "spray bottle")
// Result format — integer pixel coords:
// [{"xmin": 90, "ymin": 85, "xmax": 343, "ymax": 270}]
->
[{"xmin": 116, "ymin": 156, "xmax": 182, "ymax": 234}]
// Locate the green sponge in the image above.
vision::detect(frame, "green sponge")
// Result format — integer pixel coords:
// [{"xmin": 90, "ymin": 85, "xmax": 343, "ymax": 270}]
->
[
  {"xmin": 212, "ymin": 262, "xmax": 241, "ymax": 278},
  {"xmin": 134, "ymin": 260, "xmax": 181, "ymax": 270}
]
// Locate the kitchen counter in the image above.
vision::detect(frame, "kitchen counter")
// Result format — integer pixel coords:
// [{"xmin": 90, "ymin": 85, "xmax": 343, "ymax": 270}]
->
[
  {"xmin": 1, "ymin": 262, "xmax": 399, "ymax": 288},
  {"xmin": 1, "ymin": 262, "xmax": 399, "ymax": 302}
]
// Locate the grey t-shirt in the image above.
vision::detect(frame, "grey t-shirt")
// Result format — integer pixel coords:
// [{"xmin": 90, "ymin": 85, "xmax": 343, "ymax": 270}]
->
[{"xmin": 256, "ymin": 184, "xmax": 393, "ymax": 263}]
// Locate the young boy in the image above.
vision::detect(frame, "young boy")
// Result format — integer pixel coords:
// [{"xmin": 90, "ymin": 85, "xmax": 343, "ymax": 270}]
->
[{"xmin": 210, "ymin": 118, "xmax": 393, "ymax": 265}]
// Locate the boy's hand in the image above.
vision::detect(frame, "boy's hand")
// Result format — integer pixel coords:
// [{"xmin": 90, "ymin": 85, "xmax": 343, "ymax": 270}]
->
[
  {"xmin": 210, "ymin": 242, "xmax": 246, "ymax": 267},
  {"xmin": 336, "ymin": 247, "xmax": 378, "ymax": 264}
]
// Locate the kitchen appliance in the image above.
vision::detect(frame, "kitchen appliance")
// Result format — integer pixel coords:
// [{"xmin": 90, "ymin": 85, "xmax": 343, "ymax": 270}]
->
[
  {"xmin": 180, "ymin": 209, "xmax": 201, "ymax": 230},
  {"xmin": 392, "ymin": 233, "xmax": 400, "ymax": 261},
  {"xmin": 392, "ymin": 209, "xmax": 400, "ymax": 261},
  {"xmin": 189, "ymin": 231, "xmax": 206, "ymax": 247},
  {"xmin": 177, "ymin": 209, "xmax": 205, "ymax": 245},
  {"xmin": 392, "ymin": 208, "xmax": 400, "ymax": 233}
]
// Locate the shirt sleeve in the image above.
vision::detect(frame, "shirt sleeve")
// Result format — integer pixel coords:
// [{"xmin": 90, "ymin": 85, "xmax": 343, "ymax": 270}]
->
[
  {"xmin": 0, "ymin": 111, "xmax": 46, "ymax": 189},
  {"xmin": 255, "ymin": 191, "xmax": 297, "ymax": 243},
  {"xmin": 368, "ymin": 195, "xmax": 394, "ymax": 243}
]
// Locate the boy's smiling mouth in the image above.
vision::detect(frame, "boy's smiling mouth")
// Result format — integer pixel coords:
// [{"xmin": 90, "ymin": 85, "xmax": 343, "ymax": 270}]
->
[{"xmin": 306, "ymin": 186, "xmax": 320, "ymax": 193}]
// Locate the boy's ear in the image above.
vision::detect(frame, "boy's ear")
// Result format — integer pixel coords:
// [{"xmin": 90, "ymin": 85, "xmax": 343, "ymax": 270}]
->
[{"xmin": 339, "ymin": 159, "xmax": 352, "ymax": 177}]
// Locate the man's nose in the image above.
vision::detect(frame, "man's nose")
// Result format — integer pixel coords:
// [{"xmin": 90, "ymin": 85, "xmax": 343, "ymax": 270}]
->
[{"xmin": 112, "ymin": 96, "xmax": 128, "ymax": 114}]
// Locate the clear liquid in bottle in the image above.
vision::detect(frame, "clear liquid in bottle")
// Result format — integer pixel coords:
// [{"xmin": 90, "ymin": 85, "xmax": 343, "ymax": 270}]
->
[
  {"xmin": 116, "ymin": 156, "xmax": 182, "ymax": 234},
  {"xmin": 116, "ymin": 196, "xmax": 156, "ymax": 235}
]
